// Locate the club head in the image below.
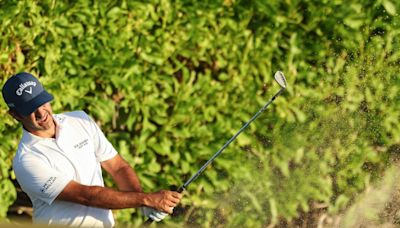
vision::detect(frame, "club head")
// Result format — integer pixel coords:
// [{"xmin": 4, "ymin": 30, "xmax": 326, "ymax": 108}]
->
[{"xmin": 274, "ymin": 71, "xmax": 287, "ymax": 89}]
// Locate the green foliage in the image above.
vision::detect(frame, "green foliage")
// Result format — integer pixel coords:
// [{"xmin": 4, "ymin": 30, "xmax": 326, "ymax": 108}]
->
[{"xmin": 0, "ymin": 0, "xmax": 399, "ymax": 226}]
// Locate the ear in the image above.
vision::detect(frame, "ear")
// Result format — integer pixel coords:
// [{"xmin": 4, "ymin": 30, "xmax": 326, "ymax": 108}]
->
[{"xmin": 8, "ymin": 109, "xmax": 23, "ymax": 121}]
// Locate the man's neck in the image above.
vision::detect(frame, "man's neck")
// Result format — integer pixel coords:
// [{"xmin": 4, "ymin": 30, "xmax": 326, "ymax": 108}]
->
[{"xmin": 23, "ymin": 120, "xmax": 57, "ymax": 139}]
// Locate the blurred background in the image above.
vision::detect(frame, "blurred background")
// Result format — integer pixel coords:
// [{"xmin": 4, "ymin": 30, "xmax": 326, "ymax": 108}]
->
[{"xmin": 0, "ymin": 0, "xmax": 399, "ymax": 227}]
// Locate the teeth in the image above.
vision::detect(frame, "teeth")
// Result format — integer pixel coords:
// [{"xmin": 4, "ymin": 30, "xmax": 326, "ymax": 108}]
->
[{"xmin": 37, "ymin": 114, "xmax": 46, "ymax": 122}]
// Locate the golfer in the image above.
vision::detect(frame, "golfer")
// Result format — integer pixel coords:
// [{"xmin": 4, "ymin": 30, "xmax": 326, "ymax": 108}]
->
[{"xmin": 2, "ymin": 72, "xmax": 182, "ymax": 227}]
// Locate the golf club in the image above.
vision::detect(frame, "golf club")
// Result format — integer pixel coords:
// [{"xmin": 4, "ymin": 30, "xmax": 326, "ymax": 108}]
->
[{"xmin": 145, "ymin": 71, "xmax": 287, "ymax": 224}]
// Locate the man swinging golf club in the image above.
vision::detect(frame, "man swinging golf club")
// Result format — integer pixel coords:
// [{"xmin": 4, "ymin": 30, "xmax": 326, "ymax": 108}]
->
[{"xmin": 2, "ymin": 72, "xmax": 182, "ymax": 227}]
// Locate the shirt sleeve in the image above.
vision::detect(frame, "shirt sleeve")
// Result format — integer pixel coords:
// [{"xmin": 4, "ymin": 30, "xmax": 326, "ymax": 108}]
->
[
  {"xmin": 13, "ymin": 154, "xmax": 72, "ymax": 205},
  {"xmin": 82, "ymin": 111, "xmax": 118, "ymax": 162}
]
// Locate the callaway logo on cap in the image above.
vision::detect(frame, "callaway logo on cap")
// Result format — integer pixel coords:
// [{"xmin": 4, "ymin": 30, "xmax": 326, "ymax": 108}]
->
[
  {"xmin": 2, "ymin": 72, "xmax": 54, "ymax": 116},
  {"xmin": 16, "ymin": 81, "xmax": 37, "ymax": 96}
]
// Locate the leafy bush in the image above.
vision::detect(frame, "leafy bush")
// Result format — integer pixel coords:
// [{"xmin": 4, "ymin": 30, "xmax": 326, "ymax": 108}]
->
[{"xmin": 0, "ymin": 0, "xmax": 399, "ymax": 226}]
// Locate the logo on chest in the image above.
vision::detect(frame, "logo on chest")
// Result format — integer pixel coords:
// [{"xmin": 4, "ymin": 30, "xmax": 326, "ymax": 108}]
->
[{"xmin": 73, "ymin": 139, "xmax": 89, "ymax": 149}]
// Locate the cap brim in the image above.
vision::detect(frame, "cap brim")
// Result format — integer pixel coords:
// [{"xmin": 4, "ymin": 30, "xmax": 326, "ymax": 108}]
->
[{"xmin": 15, "ymin": 90, "xmax": 54, "ymax": 116}]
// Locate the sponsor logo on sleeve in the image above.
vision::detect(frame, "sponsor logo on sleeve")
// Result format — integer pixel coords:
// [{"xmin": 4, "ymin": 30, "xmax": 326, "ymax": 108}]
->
[{"xmin": 41, "ymin": 176, "xmax": 57, "ymax": 193}]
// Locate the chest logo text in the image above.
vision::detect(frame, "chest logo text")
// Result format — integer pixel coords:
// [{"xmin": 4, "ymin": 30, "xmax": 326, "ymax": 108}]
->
[{"xmin": 74, "ymin": 139, "xmax": 89, "ymax": 149}]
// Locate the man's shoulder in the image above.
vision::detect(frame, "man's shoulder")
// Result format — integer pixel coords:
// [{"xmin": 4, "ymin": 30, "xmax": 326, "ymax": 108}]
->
[
  {"xmin": 55, "ymin": 110, "xmax": 98, "ymax": 136},
  {"xmin": 57, "ymin": 110, "xmax": 89, "ymax": 120},
  {"xmin": 13, "ymin": 143, "xmax": 44, "ymax": 170},
  {"xmin": 55, "ymin": 110, "xmax": 92, "ymax": 125}
]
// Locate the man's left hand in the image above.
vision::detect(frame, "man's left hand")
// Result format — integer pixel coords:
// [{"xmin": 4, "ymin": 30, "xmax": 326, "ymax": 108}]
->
[{"xmin": 141, "ymin": 207, "xmax": 169, "ymax": 222}]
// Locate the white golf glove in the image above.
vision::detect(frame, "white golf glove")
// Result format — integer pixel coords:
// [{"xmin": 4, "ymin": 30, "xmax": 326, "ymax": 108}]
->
[{"xmin": 141, "ymin": 207, "xmax": 168, "ymax": 222}]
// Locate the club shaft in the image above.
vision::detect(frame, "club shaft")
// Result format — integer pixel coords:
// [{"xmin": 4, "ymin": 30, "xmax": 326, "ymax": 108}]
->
[
  {"xmin": 180, "ymin": 87, "xmax": 285, "ymax": 191},
  {"xmin": 145, "ymin": 87, "xmax": 285, "ymax": 224}
]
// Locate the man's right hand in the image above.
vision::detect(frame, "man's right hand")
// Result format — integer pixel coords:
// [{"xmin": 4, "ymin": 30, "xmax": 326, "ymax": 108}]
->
[{"xmin": 144, "ymin": 190, "xmax": 182, "ymax": 214}]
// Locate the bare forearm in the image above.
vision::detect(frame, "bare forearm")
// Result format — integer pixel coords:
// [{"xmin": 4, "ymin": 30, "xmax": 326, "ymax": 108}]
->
[
  {"xmin": 101, "ymin": 155, "xmax": 143, "ymax": 192},
  {"xmin": 57, "ymin": 181, "xmax": 182, "ymax": 213},
  {"xmin": 112, "ymin": 165, "xmax": 142, "ymax": 192},
  {"xmin": 60, "ymin": 183, "xmax": 148, "ymax": 209}
]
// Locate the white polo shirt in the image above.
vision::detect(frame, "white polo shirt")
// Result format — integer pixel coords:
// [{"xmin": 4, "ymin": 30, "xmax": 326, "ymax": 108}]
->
[{"xmin": 13, "ymin": 111, "xmax": 117, "ymax": 227}]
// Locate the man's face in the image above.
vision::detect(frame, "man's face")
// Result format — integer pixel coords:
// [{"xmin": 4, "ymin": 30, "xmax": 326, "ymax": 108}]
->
[{"xmin": 11, "ymin": 102, "xmax": 55, "ymax": 136}]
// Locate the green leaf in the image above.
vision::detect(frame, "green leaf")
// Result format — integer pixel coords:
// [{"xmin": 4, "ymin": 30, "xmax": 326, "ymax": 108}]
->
[{"xmin": 382, "ymin": 0, "xmax": 397, "ymax": 16}]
